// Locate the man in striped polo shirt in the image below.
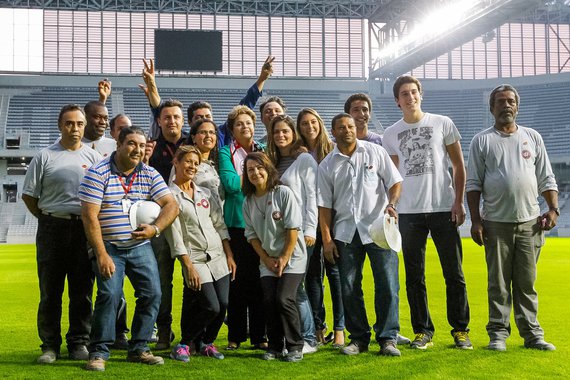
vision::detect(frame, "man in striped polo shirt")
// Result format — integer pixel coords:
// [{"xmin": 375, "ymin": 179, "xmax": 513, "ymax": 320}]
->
[{"xmin": 79, "ymin": 126, "xmax": 179, "ymax": 371}]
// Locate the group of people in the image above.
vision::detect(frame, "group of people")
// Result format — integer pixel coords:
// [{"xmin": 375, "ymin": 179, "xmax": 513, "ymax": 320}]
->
[{"xmin": 22, "ymin": 56, "xmax": 560, "ymax": 371}]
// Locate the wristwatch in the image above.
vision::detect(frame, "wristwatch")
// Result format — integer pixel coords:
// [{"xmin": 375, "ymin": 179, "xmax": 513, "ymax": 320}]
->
[
  {"xmin": 550, "ymin": 207, "xmax": 560, "ymax": 216},
  {"xmin": 386, "ymin": 203, "xmax": 397, "ymax": 212},
  {"xmin": 151, "ymin": 224, "xmax": 161, "ymax": 237}
]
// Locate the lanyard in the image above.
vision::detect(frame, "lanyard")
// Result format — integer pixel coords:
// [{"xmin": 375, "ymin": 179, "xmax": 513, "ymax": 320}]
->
[{"xmin": 118, "ymin": 173, "xmax": 137, "ymax": 198}]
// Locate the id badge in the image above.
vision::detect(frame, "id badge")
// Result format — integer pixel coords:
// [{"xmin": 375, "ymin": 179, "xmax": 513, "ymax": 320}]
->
[{"xmin": 122, "ymin": 198, "xmax": 132, "ymax": 214}]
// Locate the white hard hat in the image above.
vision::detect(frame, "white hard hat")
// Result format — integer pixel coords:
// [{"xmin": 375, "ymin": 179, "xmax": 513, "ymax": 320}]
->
[
  {"xmin": 129, "ymin": 200, "xmax": 161, "ymax": 230},
  {"xmin": 369, "ymin": 214, "xmax": 402, "ymax": 252}
]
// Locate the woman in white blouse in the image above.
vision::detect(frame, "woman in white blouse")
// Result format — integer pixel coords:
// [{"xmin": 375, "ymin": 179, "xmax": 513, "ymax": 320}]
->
[
  {"xmin": 296, "ymin": 108, "xmax": 345, "ymax": 348},
  {"xmin": 266, "ymin": 114, "xmax": 319, "ymax": 353},
  {"xmin": 165, "ymin": 145, "xmax": 236, "ymax": 362}
]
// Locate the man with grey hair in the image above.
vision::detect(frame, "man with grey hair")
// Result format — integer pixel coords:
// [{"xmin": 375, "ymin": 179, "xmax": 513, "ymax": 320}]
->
[
  {"xmin": 23, "ymin": 104, "xmax": 102, "ymax": 364},
  {"xmin": 466, "ymin": 84, "xmax": 559, "ymax": 352}
]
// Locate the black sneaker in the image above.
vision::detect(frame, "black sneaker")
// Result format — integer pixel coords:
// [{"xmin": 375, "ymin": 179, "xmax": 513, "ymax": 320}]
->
[
  {"xmin": 68, "ymin": 345, "xmax": 89, "ymax": 360},
  {"xmin": 410, "ymin": 333, "xmax": 433, "ymax": 350},
  {"xmin": 524, "ymin": 340, "xmax": 556, "ymax": 351}
]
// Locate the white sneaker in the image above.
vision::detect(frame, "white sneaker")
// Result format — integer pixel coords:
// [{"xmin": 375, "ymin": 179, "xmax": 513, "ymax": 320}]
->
[{"xmin": 302, "ymin": 341, "xmax": 318, "ymax": 354}]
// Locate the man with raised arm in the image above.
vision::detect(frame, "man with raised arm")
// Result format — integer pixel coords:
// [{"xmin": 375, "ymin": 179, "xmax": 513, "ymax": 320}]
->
[{"xmin": 141, "ymin": 56, "xmax": 275, "ymax": 146}]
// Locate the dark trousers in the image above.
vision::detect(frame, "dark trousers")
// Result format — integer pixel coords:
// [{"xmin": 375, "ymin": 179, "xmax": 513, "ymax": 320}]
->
[
  {"xmin": 226, "ymin": 228, "xmax": 267, "ymax": 344},
  {"xmin": 180, "ymin": 275, "xmax": 230, "ymax": 346},
  {"xmin": 36, "ymin": 214, "xmax": 94, "ymax": 353},
  {"xmin": 305, "ymin": 230, "xmax": 345, "ymax": 331},
  {"xmin": 115, "ymin": 296, "xmax": 129, "ymax": 335},
  {"xmin": 152, "ymin": 234, "xmax": 174, "ymax": 330},
  {"xmin": 400, "ymin": 212, "xmax": 470, "ymax": 336},
  {"xmin": 261, "ymin": 273, "xmax": 304, "ymax": 352}
]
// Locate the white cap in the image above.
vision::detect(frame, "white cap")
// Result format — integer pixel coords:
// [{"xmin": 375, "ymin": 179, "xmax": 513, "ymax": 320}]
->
[
  {"xmin": 369, "ymin": 214, "xmax": 402, "ymax": 252},
  {"xmin": 128, "ymin": 200, "xmax": 161, "ymax": 230}
]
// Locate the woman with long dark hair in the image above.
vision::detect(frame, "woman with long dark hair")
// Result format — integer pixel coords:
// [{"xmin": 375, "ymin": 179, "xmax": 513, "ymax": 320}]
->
[{"xmin": 242, "ymin": 152, "xmax": 307, "ymax": 362}]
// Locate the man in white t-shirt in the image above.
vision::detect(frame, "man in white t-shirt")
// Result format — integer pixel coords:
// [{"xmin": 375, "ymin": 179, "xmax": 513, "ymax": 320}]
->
[{"xmin": 383, "ymin": 76, "xmax": 471, "ymax": 350}]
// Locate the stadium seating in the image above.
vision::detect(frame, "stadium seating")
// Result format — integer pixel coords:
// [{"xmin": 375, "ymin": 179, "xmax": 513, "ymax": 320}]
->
[{"xmin": 1, "ymin": 81, "xmax": 569, "ymax": 240}]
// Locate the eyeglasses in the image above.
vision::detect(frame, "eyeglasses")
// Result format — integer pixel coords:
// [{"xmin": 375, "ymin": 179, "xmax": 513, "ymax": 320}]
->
[{"xmin": 196, "ymin": 130, "xmax": 217, "ymax": 136}]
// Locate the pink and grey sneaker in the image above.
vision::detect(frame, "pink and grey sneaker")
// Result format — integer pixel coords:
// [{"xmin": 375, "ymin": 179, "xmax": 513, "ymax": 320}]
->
[
  {"xmin": 200, "ymin": 343, "xmax": 225, "ymax": 360},
  {"xmin": 170, "ymin": 344, "xmax": 190, "ymax": 362}
]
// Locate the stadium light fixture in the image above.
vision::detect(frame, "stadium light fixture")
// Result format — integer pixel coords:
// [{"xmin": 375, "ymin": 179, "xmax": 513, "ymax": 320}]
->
[{"xmin": 376, "ymin": 0, "xmax": 484, "ymax": 61}]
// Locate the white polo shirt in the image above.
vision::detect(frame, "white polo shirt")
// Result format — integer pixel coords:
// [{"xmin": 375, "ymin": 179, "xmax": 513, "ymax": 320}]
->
[{"xmin": 317, "ymin": 139, "xmax": 402, "ymax": 245}]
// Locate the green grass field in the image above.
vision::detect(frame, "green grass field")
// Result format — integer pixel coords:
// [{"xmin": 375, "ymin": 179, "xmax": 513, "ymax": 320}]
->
[{"xmin": 1, "ymin": 239, "xmax": 569, "ymax": 379}]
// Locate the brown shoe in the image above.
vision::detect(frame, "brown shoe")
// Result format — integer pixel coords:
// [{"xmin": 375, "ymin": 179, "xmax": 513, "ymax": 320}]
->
[
  {"xmin": 85, "ymin": 357, "xmax": 106, "ymax": 371},
  {"xmin": 127, "ymin": 350, "xmax": 164, "ymax": 365}
]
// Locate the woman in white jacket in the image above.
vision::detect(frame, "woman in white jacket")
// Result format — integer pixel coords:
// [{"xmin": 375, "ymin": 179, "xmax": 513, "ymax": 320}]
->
[
  {"xmin": 266, "ymin": 114, "xmax": 319, "ymax": 353},
  {"xmin": 165, "ymin": 145, "xmax": 236, "ymax": 362}
]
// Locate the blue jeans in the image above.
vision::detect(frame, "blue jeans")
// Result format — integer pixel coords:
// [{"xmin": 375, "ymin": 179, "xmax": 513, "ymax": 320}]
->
[
  {"xmin": 306, "ymin": 230, "xmax": 345, "ymax": 331},
  {"xmin": 36, "ymin": 214, "xmax": 93, "ymax": 353},
  {"xmin": 297, "ymin": 244, "xmax": 317, "ymax": 346},
  {"xmin": 336, "ymin": 231, "xmax": 399, "ymax": 345},
  {"xmin": 399, "ymin": 212, "xmax": 470, "ymax": 336},
  {"xmin": 89, "ymin": 242, "xmax": 161, "ymax": 360}
]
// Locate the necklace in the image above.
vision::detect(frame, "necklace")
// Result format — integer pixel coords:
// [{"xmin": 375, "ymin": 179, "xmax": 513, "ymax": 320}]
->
[{"xmin": 253, "ymin": 192, "xmax": 270, "ymax": 219}]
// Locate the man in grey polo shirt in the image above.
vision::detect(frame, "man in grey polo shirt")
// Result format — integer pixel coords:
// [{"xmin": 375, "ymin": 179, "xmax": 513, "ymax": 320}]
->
[
  {"xmin": 22, "ymin": 104, "xmax": 103, "ymax": 364},
  {"xmin": 466, "ymin": 84, "xmax": 559, "ymax": 352}
]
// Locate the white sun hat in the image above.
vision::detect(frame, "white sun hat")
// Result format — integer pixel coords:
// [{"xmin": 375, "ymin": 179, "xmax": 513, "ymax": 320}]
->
[
  {"xmin": 369, "ymin": 213, "xmax": 402, "ymax": 252},
  {"xmin": 129, "ymin": 200, "xmax": 161, "ymax": 230}
]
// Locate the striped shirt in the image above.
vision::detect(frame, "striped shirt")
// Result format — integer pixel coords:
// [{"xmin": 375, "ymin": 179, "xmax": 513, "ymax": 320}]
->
[{"xmin": 79, "ymin": 154, "xmax": 171, "ymax": 248}]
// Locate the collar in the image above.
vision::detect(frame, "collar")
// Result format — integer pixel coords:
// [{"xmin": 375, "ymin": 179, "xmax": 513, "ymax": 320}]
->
[
  {"xmin": 110, "ymin": 151, "xmax": 143, "ymax": 180},
  {"xmin": 332, "ymin": 139, "xmax": 363, "ymax": 157}
]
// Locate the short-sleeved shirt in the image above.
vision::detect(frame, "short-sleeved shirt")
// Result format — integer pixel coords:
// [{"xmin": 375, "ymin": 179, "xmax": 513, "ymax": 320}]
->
[
  {"xmin": 79, "ymin": 153, "xmax": 171, "ymax": 248},
  {"xmin": 317, "ymin": 140, "xmax": 403, "ymax": 244},
  {"xmin": 82, "ymin": 136, "xmax": 116, "ymax": 158},
  {"xmin": 382, "ymin": 112, "xmax": 461, "ymax": 213},
  {"xmin": 165, "ymin": 183, "xmax": 230, "ymax": 283},
  {"xmin": 243, "ymin": 185, "xmax": 307, "ymax": 277},
  {"xmin": 23, "ymin": 142, "xmax": 103, "ymax": 215},
  {"xmin": 466, "ymin": 125, "xmax": 558, "ymax": 223},
  {"xmin": 362, "ymin": 131, "xmax": 383, "ymax": 145}
]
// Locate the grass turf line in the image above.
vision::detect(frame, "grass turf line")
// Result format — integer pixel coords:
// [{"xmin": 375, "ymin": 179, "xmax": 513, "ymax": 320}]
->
[{"xmin": 0, "ymin": 238, "xmax": 568, "ymax": 379}]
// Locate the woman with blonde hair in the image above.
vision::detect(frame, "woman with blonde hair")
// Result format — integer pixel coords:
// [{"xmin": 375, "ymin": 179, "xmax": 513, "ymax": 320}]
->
[
  {"xmin": 296, "ymin": 107, "xmax": 345, "ymax": 347},
  {"xmin": 166, "ymin": 145, "xmax": 236, "ymax": 361}
]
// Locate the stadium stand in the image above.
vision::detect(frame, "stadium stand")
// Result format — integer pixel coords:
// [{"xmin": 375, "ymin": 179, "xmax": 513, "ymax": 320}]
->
[{"xmin": 1, "ymin": 78, "xmax": 570, "ymax": 240}]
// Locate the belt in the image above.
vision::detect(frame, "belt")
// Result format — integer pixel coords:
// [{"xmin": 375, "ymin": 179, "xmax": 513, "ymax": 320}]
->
[{"xmin": 41, "ymin": 211, "xmax": 81, "ymax": 221}]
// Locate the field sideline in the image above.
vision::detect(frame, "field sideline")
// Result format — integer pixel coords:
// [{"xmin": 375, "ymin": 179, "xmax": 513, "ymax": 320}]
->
[{"xmin": 0, "ymin": 238, "xmax": 568, "ymax": 379}]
